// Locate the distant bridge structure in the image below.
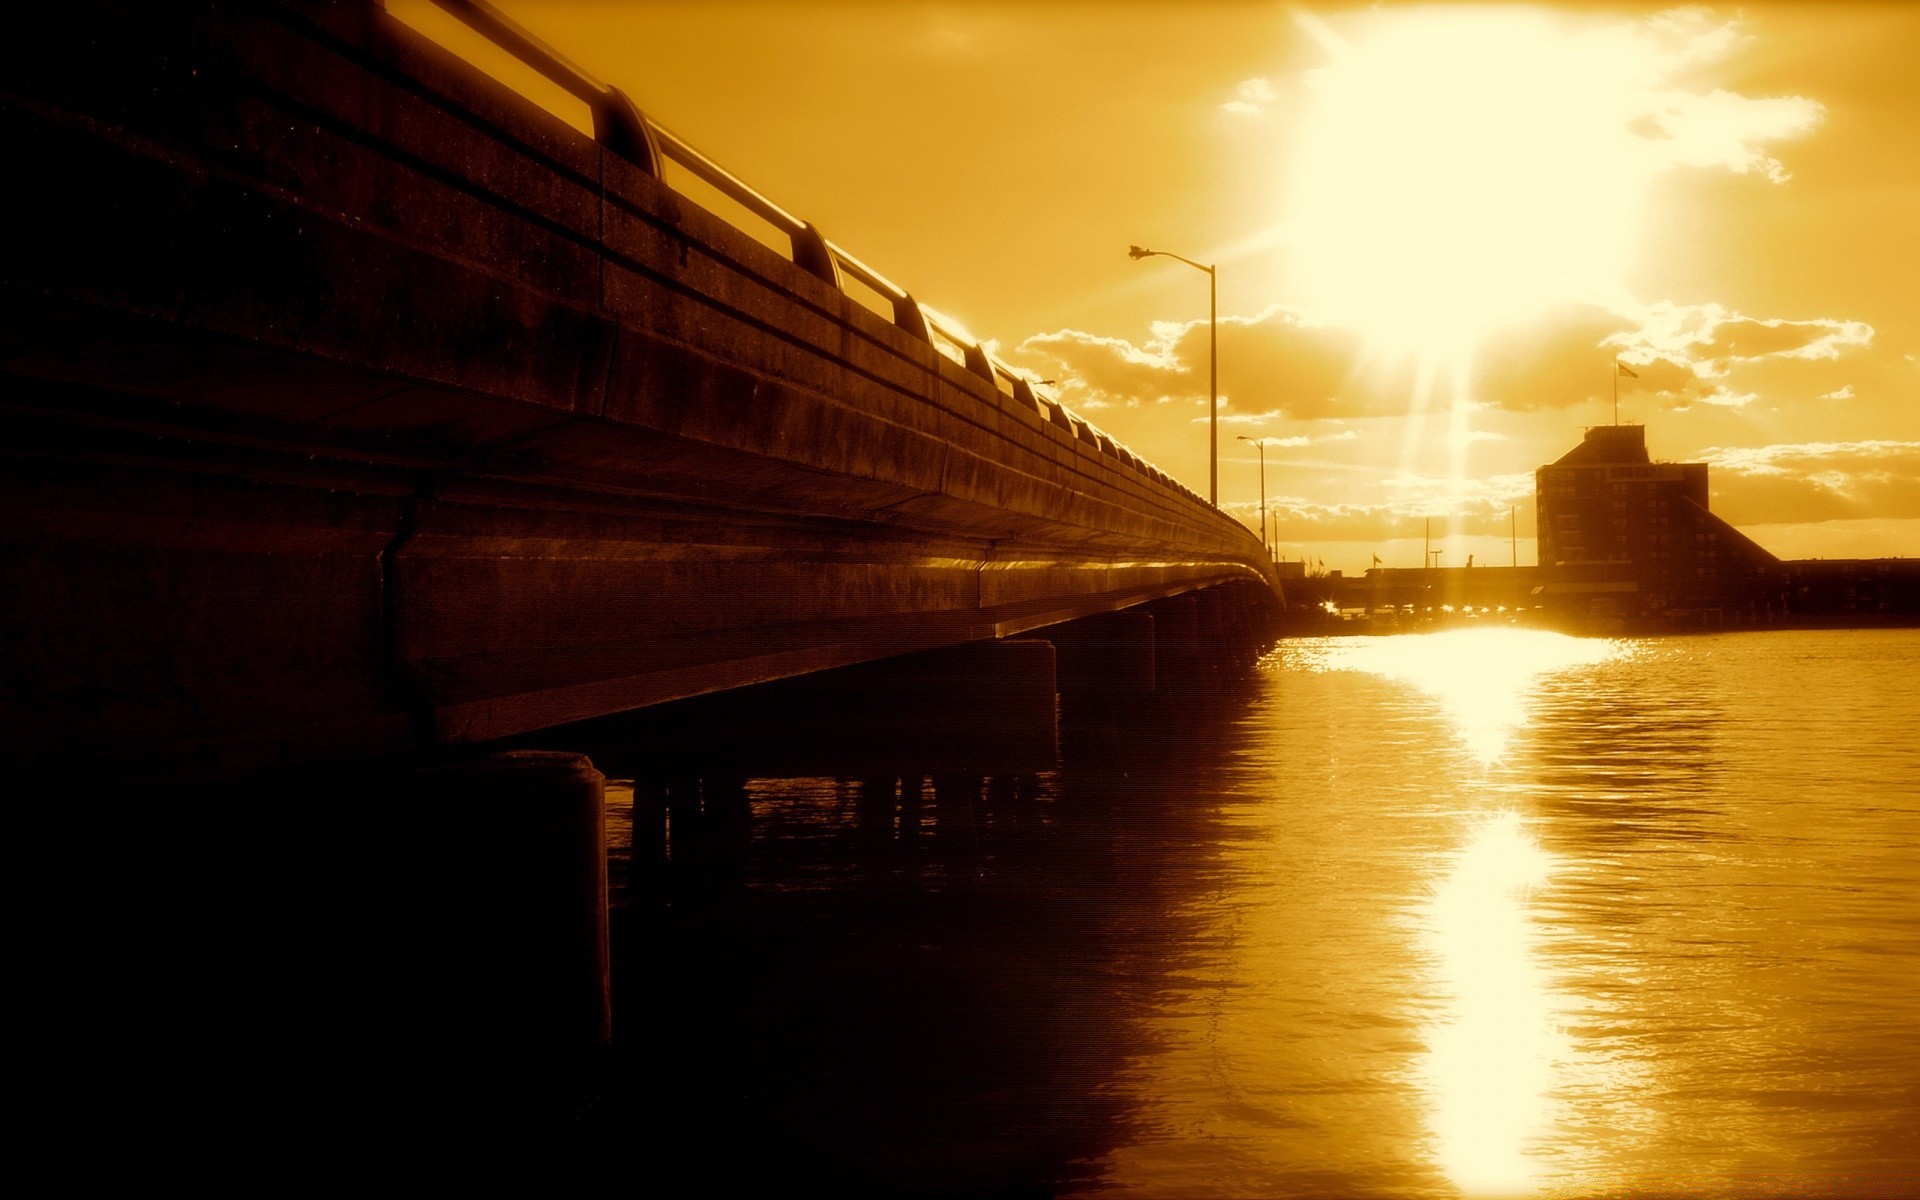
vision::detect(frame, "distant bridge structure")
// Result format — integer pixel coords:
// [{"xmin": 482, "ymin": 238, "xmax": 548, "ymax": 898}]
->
[{"xmin": 2, "ymin": 1, "xmax": 1280, "ymax": 787}]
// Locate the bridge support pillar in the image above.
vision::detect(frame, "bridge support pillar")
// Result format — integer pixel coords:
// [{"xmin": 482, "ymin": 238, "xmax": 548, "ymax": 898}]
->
[
  {"xmin": 392, "ymin": 750, "xmax": 611, "ymax": 1124},
  {"xmin": 858, "ymin": 776, "xmax": 898, "ymax": 842},
  {"xmin": 1152, "ymin": 595, "xmax": 1201, "ymax": 693},
  {"xmin": 1045, "ymin": 608, "xmax": 1156, "ymax": 714},
  {"xmin": 632, "ymin": 779, "xmax": 668, "ymax": 882},
  {"xmin": 1052, "ymin": 609, "xmax": 1158, "ymax": 694},
  {"xmin": 800, "ymin": 637, "xmax": 1059, "ymax": 774},
  {"xmin": 1223, "ymin": 584, "xmax": 1268, "ymax": 662},
  {"xmin": 1196, "ymin": 588, "xmax": 1226, "ymax": 640}
]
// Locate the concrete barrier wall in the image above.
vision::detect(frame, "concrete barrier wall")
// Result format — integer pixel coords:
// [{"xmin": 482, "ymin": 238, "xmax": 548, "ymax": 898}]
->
[{"xmin": 0, "ymin": 3, "xmax": 1277, "ymax": 782}]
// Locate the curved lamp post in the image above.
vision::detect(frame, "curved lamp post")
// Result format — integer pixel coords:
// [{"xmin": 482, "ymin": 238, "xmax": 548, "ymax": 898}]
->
[
  {"xmin": 1129, "ymin": 244, "xmax": 1217, "ymax": 506},
  {"xmin": 1237, "ymin": 435, "xmax": 1269, "ymax": 559}
]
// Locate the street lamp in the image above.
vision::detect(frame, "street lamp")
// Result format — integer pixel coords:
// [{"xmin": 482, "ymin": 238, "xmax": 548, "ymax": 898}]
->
[
  {"xmin": 1237, "ymin": 435, "xmax": 1269, "ymax": 559},
  {"xmin": 1129, "ymin": 244, "xmax": 1217, "ymax": 506}
]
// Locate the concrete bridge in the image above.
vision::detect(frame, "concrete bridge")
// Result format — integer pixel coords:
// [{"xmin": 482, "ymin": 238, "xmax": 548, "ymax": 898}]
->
[{"xmin": 2, "ymin": 1, "xmax": 1280, "ymax": 789}]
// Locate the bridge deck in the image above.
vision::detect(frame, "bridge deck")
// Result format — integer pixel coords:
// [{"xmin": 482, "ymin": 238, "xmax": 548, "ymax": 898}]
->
[{"xmin": 1, "ymin": 3, "xmax": 1276, "ymax": 784}]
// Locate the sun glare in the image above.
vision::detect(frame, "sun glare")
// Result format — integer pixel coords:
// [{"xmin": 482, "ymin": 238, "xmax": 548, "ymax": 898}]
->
[
  {"xmin": 1312, "ymin": 627, "xmax": 1619, "ymax": 765},
  {"xmin": 1288, "ymin": 9, "xmax": 1650, "ymax": 359}
]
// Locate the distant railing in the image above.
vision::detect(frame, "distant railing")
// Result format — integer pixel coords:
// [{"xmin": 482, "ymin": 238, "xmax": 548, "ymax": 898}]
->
[{"xmin": 409, "ymin": 0, "xmax": 1196, "ymax": 506}]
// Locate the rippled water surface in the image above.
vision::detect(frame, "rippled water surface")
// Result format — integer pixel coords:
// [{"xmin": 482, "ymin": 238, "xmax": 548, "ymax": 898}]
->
[{"xmin": 607, "ymin": 628, "xmax": 1920, "ymax": 1197}]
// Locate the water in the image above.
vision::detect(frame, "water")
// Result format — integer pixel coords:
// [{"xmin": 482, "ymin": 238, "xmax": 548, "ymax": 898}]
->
[{"xmin": 598, "ymin": 627, "xmax": 1920, "ymax": 1197}]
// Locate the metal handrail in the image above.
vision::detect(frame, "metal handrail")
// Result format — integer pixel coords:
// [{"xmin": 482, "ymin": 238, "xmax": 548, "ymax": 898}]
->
[
  {"xmin": 423, "ymin": 0, "xmax": 661, "ymax": 173},
  {"xmin": 402, "ymin": 0, "xmax": 1179, "ymax": 495},
  {"xmin": 647, "ymin": 123, "xmax": 841, "ymax": 288},
  {"xmin": 830, "ymin": 242, "xmax": 934, "ymax": 343}
]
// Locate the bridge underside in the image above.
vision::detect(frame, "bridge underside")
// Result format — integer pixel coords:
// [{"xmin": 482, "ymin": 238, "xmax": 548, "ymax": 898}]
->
[
  {"xmin": 1, "ymin": 4, "xmax": 1277, "ymax": 787},
  {"xmin": 3, "ymin": 345, "xmax": 1263, "ymax": 785}
]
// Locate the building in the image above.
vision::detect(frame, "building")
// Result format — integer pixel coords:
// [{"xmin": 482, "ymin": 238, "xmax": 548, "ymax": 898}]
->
[
  {"xmin": 1534, "ymin": 424, "xmax": 1781, "ymax": 624},
  {"xmin": 1778, "ymin": 558, "xmax": 1920, "ymax": 621},
  {"xmin": 1300, "ymin": 423, "xmax": 1916, "ymax": 634}
]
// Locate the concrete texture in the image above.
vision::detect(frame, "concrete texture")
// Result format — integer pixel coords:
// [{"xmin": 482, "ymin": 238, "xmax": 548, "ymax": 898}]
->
[{"xmin": 1, "ymin": 3, "xmax": 1278, "ymax": 786}]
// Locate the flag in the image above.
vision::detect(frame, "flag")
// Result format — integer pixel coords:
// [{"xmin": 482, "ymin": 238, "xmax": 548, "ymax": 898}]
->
[
  {"xmin": 1616, "ymin": 361, "xmax": 1639, "ymax": 378},
  {"xmin": 1372, "ymin": 554, "xmax": 1382, "ymax": 567}
]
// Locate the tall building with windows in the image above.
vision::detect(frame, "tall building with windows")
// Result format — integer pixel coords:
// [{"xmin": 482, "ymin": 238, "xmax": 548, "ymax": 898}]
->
[{"xmin": 1535, "ymin": 424, "xmax": 1779, "ymax": 621}]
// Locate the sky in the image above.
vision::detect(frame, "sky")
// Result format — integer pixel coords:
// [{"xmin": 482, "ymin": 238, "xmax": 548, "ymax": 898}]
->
[{"xmin": 394, "ymin": 1, "xmax": 1920, "ymax": 574}]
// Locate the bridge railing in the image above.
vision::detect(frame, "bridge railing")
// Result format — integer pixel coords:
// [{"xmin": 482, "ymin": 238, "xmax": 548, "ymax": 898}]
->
[{"xmin": 408, "ymin": 0, "xmax": 1201, "ymax": 509}]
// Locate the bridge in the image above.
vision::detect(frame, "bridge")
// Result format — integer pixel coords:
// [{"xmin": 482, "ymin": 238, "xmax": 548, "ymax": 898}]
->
[
  {"xmin": 3, "ymin": 3, "xmax": 1290, "ymax": 1136},
  {"xmin": 3, "ymin": 1, "xmax": 1279, "ymax": 789}
]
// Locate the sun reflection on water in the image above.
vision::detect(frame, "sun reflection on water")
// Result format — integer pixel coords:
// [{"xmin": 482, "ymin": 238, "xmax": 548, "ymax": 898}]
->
[
  {"xmin": 1419, "ymin": 810, "xmax": 1566, "ymax": 1197},
  {"xmin": 1285, "ymin": 628, "xmax": 1622, "ymax": 765},
  {"xmin": 1278, "ymin": 628, "xmax": 1630, "ymax": 1193}
]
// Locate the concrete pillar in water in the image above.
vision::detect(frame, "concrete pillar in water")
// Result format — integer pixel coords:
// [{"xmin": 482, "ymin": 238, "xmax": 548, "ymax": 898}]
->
[
  {"xmin": 406, "ymin": 750, "xmax": 609, "ymax": 1123},
  {"xmin": 932, "ymin": 774, "xmax": 987, "ymax": 875},
  {"xmin": 1117, "ymin": 609, "xmax": 1158, "ymax": 694},
  {"xmin": 1047, "ymin": 609, "xmax": 1156, "ymax": 703},
  {"xmin": 942, "ymin": 637, "xmax": 1057, "ymax": 768},
  {"xmin": 1227, "ymin": 584, "xmax": 1265, "ymax": 660},
  {"xmin": 701, "ymin": 774, "xmax": 754, "ymax": 881},
  {"xmin": 900, "ymin": 774, "xmax": 927, "ymax": 842},
  {"xmin": 831, "ymin": 637, "xmax": 1059, "ymax": 773},
  {"xmin": 1153, "ymin": 595, "xmax": 1200, "ymax": 692},
  {"xmin": 661, "ymin": 776, "xmax": 703, "ymax": 868},
  {"xmin": 1196, "ymin": 587, "xmax": 1226, "ymax": 640},
  {"xmin": 633, "ymin": 779, "xmax": 667, "ymax": 867},
  {"xmin": 858, "ymin": 775, "xmax": 898, "ymax": 842}
]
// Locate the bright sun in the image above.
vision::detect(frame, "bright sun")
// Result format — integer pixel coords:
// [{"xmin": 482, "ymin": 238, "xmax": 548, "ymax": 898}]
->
[{"xmin": 1288, "ymin": 9, "xmax": 1652, "ymax": 359}]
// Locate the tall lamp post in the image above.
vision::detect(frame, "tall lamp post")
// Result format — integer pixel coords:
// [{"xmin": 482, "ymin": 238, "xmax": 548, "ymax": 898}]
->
[
  {"xmin": 1237, "ymin": 435, "xmax": 1269, "ymax": 559},
  {"xmin": 1129, "ymin": 244, "xmax": 1217, "ymax": 506}
]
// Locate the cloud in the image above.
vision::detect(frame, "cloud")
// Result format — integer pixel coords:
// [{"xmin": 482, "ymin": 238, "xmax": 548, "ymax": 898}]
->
[
  {"xmin": 1642, "ymin": 6, "xmax": 1747, "ymax": 67},
  {"xmin": 1252, "ymin": 440, "xmax": 1920, "ymax": 548},
  {"xmin": 1695, "ymin": 315, "xmax": 1875, "ymax": 363},
  {"xmin": 1014, "ymin": 306, "xmax": 1408, "ymax": 421},
  {"xmin": 1691, "ymin": 386, "xmax": 1760, "ymax": 409},
  {"xmin": 1631, "ymin": 88, "xmax": 1824, "ymax": 183},
  {"xmin": 1820, "ymin": 385, "xmax": 1855, "ymax": 401},
  {"xmin": 1212, "ymin": 412, "xmax": 1295, "ymax": 429},
  {"xmin": 1380, "ymin": 470, "xmax": 1536, "ymax": 512},
  {"xmin": 1015, "ymin": 328, "xmax": 1182, "ymax": 402},
  {"xmin": 1595, "ymin": 301, "xmax": 1876, "ymax": 409},
  {"xmin": 1473, "ymin": 305, "xmax": 1641, "ymax": 411},
  {"xmin": 1611, "ymin": 301, "xmax": 1875, "ymax": 368},
  {"xmin": 1266, "ymin": 499, "xmax": 1400, "ymax": 541},
  {"xmin": 1013, "ymin": 297, "xmax": 1875, "ymax": 430},
  {"xmin": 1222, "ymin": 77, "xmax": 1277, "ymax": 115},
  {"xmin": 1626, "ymin": 11, "xmax": 1825, "ymax": 183},
  {"xmin": 1247, "ymin": 470, "xmax": 1538, "ymax": 542},
  {"xmin": 1702, "ymin": 440, "xmax": 1920, "ymax": 525}
]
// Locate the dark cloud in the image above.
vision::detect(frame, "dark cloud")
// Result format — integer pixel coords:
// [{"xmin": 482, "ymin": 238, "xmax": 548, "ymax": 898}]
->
[
  {"xmin": 1251, "ymin": 470, "xmax": 1533, "ymax": 541},
  {"xmin": 1012, "ymin": 299, "xmax": 1878, "ymax": 443},
  {"xmin": 1602, "ymin": 303, "xmax": 1876, "ymax": 410},
  {"xmin": 1014, "ymin": 307, "xmax": 1412, "ymax": 422},
  {"xmin": 1473, "ymin": 305, "xmax": 1641, "ymax": 410},
  {"xmin": 1703, "ymin": 316, "xmax": 1873, "ymax": 362},
  {"xmin": 1016, "ymin": 329, "xmax": 1182, "ymax": 400},
  {"xmin": 1704, "ymin": 440, "xmax": 1920, "ymax": 525}
]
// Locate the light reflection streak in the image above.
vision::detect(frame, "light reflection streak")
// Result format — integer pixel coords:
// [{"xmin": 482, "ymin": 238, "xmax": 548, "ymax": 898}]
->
[
  {"xmin": 1290, "ymin": 627, "xmax": 1621, "ymax": 764},
  {"xmin": 1282, "ymin": 628, "xmax": 1627, "ymax": 1192},
  {"xmin": 1418, "ymin": 810, "xmax": 1566, "ymax": 1197}
]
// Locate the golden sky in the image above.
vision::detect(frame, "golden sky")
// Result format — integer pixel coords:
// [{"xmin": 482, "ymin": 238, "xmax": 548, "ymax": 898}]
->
[{"xmin": 398, "ymin": 1, "xmax": 1920, "ymax": 573}]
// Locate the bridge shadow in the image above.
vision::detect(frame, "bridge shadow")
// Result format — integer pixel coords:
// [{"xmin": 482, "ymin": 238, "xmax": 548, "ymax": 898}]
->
[{"xmin": 564, "ymin": 661, "xmax": 1268, "ymax": 1195}]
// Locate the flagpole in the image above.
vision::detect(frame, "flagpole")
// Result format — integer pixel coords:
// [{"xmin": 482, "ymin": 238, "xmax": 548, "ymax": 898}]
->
[{"xmin": 1613, "ymin": 359, "xmax": 1619, "ymax": 425}]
